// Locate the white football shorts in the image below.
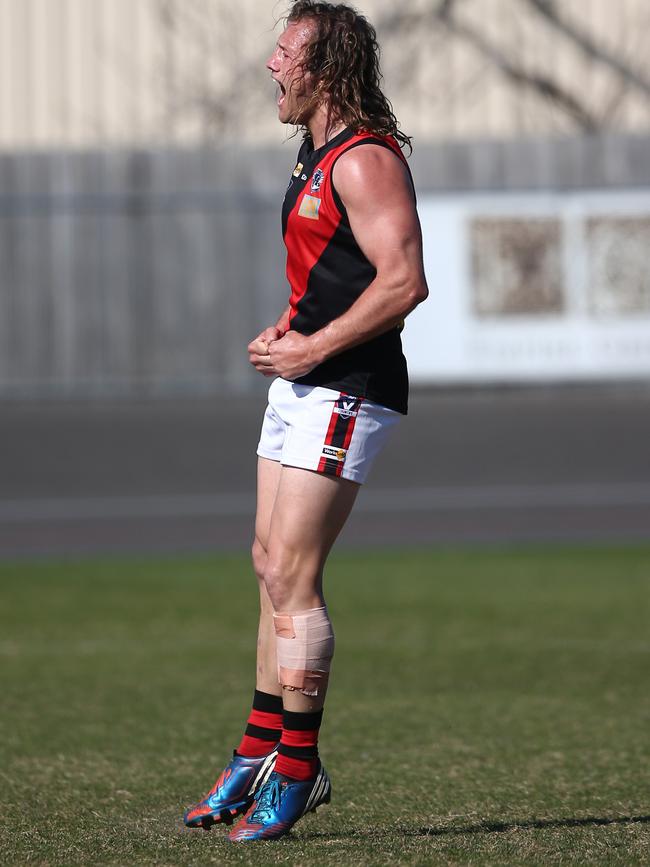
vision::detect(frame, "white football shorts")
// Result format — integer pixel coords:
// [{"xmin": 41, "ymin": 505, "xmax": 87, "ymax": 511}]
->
[{"xmin": 257, "ymin": 377, "xmax": 402, "ymax": 485}]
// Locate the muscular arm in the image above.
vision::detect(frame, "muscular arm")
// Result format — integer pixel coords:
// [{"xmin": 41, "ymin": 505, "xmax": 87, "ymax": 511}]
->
[{"xmin": 267, "ymin": 144, "xmax": 429, "ymax": 380}]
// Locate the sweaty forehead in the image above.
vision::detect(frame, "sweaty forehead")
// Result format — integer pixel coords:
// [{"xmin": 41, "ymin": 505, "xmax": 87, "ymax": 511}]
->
[{"xmin": 280, "ymin": 19, "xmax": 316, "ymax": 56}]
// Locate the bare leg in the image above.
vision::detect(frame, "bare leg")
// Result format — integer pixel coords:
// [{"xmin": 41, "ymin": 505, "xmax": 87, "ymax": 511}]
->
[
  {"xmin": 183, "ymin": 462, "xmax": 284, "ymax": 830},
  {"xmin": 261, "ymin": 465, "xmax": 360, "ymax": 712},
  {"xmin": 252, "ymin": 457, "xmax": 283, "ymax": 696},
  {"xmin": 222, "ymin": 465, "xmax": 362, "ymax": 839}
]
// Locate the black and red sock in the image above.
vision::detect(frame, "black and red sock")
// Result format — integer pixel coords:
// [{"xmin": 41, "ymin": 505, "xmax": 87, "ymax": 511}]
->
[
  {"xmin": 274, "ymin": 708, "xmax": 323, "ymax": 781},
  {"xmin": 236, "ymin": 690, "xmax": 283, "ymax": 758}
]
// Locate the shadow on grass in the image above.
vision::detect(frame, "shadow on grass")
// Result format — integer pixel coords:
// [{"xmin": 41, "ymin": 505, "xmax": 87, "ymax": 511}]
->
[
  {"xmin": 305, "ymin": 814, "xmax": 650, "ymax": 842},
  {"xmin": 412, "ymin": 814, "xmax": 650, "ymax": 837}
]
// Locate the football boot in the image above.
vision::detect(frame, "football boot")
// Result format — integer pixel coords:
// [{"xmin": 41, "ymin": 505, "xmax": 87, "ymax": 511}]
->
[
  {"xmin": 184, "ymin": 750, "xmax": 277, "ymax": 829},
  {"xmin": 228, "ymin": 763, "xmax": 331, "ymax": 842}
]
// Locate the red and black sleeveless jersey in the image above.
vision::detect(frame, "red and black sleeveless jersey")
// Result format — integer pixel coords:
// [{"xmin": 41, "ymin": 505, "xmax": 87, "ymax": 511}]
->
[{"xmin": 282, "ymin": 127, "xmax": 411, "ymax": 415}]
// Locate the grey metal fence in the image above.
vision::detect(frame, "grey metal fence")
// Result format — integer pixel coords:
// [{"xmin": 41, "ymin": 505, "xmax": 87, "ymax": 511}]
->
[
  {"xmin": 1, "ymin": 134, "xmax": 649, "ymax": 397},
  {"xmin": 0, "ymin": 146, "xmax": 289, "ymax": 397}
]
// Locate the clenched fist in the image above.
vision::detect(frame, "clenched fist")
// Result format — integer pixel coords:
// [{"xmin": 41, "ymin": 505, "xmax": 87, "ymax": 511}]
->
[
  {"xmin": 268, "ymin": 331, "xmax": 320, "ymax": 380},
  {"xmin": 248, "ymin": 326, "xmax": 283, "ymax": 376}
]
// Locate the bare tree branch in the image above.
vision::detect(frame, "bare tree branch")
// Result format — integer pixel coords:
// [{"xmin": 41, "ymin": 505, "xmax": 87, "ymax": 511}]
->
[
  {"xmin": 154, "ymin": 0, "xmax": 271, "ymax": 139},
  {"xmin": 379, "ymin": 6, "xmax": 601, "ymax": 132},
  {"xmin": 443, "ymin": 12, "xmax": 601, "ymax": 132},
  {"xmin": 437, "ymin": 0, "xmax": 456, "ymax": 17},
  {"xmin": 526, "ymin": 0, "xmax": 650, "ymax": 99},
  {"xmin": 156, "ymin": 0, "xmax": 650, "ymax": 139}
]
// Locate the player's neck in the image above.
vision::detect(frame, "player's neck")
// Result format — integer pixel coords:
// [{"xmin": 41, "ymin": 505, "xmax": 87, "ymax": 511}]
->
[{"xmin": 308, "ymin": 104, "xmax": 345, "ymax": 150}]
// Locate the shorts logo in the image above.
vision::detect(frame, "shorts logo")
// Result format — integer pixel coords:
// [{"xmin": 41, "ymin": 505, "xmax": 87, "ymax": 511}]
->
[
  {"xmin": 333, "ymin": 398, "xmax": 360, "ymax": 419},
  {"xmin": 292, "ymin": 162, "xmax": 304, "ymax": 177},
  {"xmin": 298, "ymin": 195, "xmax": 321, "ymax": 220},
  {"xmin": 310, "ymin": 168, "xmax": 324, "ymax": 193},
  {"xmin": 317, "ymin": 394, "xmax": 363, "ymax": 478},
  {"xmin": 322, "ymin": 446, "xmax": 347, "ymax": 462}
]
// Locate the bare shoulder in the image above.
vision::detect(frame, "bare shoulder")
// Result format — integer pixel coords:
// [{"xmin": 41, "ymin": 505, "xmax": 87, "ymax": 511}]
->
[{"xmin": 332, "ymin": 143, "xmax": 413, "ymax": 207}]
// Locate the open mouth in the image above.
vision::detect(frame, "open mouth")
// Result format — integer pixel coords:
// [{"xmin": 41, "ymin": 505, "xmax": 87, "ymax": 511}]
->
[{"xmin": 276, "ymin": 82, "xmax": 286, "ymax": 107}]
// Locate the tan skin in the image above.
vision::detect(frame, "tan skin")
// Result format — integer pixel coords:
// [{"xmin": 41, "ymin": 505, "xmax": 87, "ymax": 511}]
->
[{"xmin": 249, "ymin": 20, "xmax": 429, "ymax": 714}]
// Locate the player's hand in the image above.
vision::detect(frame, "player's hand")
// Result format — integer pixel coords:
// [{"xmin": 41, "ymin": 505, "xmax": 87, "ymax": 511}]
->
[
  {"xmin": 248, "ymin": 327, "xmax": 283, "ymax": 376},
  {"xmin": 268, "ymin": 331, "xmax": 319, "ymax": 380}
]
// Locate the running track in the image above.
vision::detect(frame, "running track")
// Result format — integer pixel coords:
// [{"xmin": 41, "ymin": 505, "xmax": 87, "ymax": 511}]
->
[{"xmin": 2, "ymin": 385, "xmax": 649, "ymax": 558}]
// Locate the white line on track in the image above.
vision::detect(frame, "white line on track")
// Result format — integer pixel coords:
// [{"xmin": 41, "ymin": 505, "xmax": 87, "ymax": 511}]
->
[
  {"xmin": 361, "ymin": 482, "xmax": 650, "ymax": 511},
  {"xmin": 0, "ymin": 493, "xmax": 254, "ymax": 522},
  {"xmin": 1, "ymin": 481, "xmax": 650, "ymax": 523}
]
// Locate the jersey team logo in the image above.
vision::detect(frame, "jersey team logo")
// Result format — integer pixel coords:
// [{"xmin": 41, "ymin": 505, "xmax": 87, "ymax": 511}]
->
[
  {"xmin": 298, "ymin": 195, "xmax": 321, "ymax": 220},
  {"xmin": 310, "ymin": 168, "xmax": 324, "ymax": 193}
]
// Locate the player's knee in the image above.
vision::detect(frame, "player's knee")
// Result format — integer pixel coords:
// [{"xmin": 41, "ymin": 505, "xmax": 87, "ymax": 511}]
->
[
  {"xmin": 262, "ymin": 545, "xmax": 322, "ymax": 610},
  {"xmin": 262, "ymin": 550, "xmax": 310, "ymax": 610},
  {"xmin": 261, "ymin": 557, "xmax": 293, "ymax": 609},
  {"xmin": 251, "ymin": 537, "xmax": 268, "ymax": 583}
]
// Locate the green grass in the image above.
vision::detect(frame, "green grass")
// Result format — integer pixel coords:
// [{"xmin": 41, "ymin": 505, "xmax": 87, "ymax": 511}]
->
[{"xmin": 1, "ymin": 546, "xmax": 649, "ymax": 865}]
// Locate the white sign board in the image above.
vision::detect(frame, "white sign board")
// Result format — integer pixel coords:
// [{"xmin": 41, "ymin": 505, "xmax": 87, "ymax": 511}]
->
[{"xmin": 404, "ymin": 191, "xmax": 650, "ymax": 382}]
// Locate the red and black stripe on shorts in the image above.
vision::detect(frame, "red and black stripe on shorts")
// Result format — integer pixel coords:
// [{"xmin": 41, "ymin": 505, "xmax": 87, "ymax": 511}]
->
[{"xmin": 317, "ymin": 394, "xmax": 364, "ymax": 477}]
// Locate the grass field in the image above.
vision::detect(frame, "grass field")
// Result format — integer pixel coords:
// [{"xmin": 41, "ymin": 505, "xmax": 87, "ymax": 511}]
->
[{"xmin": 1, "ymin": 546, "xmax": 649, "ymax": 866}]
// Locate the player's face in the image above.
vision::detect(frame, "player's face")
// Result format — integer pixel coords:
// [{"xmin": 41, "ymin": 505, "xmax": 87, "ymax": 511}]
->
[{"xmin": 266, "ymin": 20, "xmax": 317, "ymax": 125}]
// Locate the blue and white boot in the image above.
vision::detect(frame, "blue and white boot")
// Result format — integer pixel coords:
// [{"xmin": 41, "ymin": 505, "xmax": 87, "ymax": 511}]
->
[
  {"xmin": 184, "ymin": 750, "xmax": 277, "ymax": 829},
  {"xmin": 228, "ymin": 764, "xmax": 331, "ymax": 842}
]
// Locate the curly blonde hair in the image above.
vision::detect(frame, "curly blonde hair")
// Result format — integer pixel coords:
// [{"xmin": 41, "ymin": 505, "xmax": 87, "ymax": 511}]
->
[{"xmin": 286, "ymin": 1, "xmax": 412, "ymax": 152}]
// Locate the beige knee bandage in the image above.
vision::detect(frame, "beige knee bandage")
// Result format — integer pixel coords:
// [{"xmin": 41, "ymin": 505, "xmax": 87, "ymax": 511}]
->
[{"xmin": 273, "ymin": 607, "xmax": 334, "ymax": 697}]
